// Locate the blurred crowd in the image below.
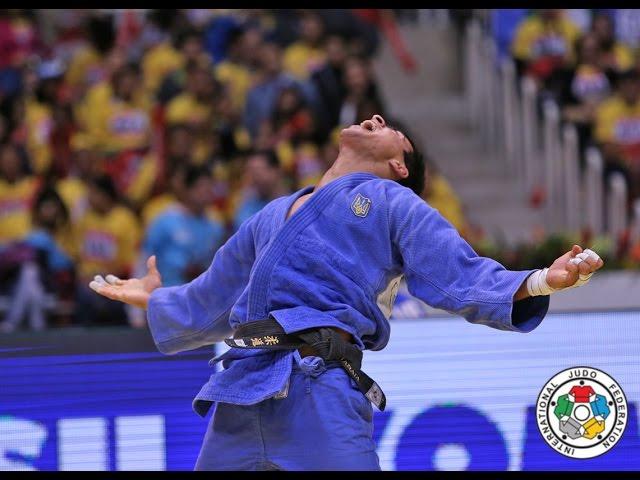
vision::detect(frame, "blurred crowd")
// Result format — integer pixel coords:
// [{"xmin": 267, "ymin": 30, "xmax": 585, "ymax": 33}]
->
[
  {"xmin": 0, "ymin": 9, "xmax": 472, "ymax": 331},
  {"xmin": 487, "ymin": 8, "xmax": 640, "ymax": 269}
]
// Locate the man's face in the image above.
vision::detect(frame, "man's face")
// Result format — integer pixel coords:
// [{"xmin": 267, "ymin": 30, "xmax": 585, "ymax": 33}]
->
[
  {"xmin": 114, "ymin": 70, "xmax": 139, "ymax": 101},
  {"xmin": 88, "ymin": 188, "xmax": 113, "ymax": 215},
  {"xmin": 593, "ymin": 15, "xmax": 613, "ymax": 41},
  {"xmin": 0, "ymin": 146, "xmax": 22, "ymax": 182},
  {"xmin": 246, "ymin": 154, "xmax": 279, "ymax": 197},
  {"xmin": 182, "ymin": 36, "xmax": 204, "ymax": 62},
  {"xmin": 300, "ymin": 14, "xmax": 323, "ymax": 45},
  {"xmin": 620, "ymin": 79, "xmax": 640, "ymax": 105},
  {"xmin": 339, "ymin": 114, "xmax": 413, "ymax": 169},
  {"xmin": 74, "ymin": 149, "xmax": 100, "ymax": 178},
  {"xmin": 37, "ymin": 198, "xmax": 64, "ymax": 230},
  {"xmin": 259, "ymin": 43, "xmax": 282, "ymax": 76},
  {"xmin": 344, "ymin": 59, "xmax": 369, "ymax": 96},
  {"xmin": 185, "ymin": 176, "xmax": 213, "ymax": 213},
  {"xmin": 325, "ymin": 35, "xmax": 346, "ymax": 66},
  {"xmin": 168, "ymin": 126, "xmax": 194, "ymax": 157},
  {"xmin": 579, "ymin": 34, "xmax": 601, "ymax": 65},
  {"xmin": 190, "ymin": 68, "xmax": 214, "ymax": 98},
  {"xmin": 241, "ymin": 28, "xmax": 263, "ymax": 65}
]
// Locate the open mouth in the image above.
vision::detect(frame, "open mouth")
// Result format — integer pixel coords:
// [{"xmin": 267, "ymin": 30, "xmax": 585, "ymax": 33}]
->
[{"xmin": 360, "ymin": 120, "xmax": 377, "ymax": 132}]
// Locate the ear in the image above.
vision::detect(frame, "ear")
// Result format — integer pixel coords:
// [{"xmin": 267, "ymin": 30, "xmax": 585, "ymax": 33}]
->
[{"xmin": 389, "ymin": 158, "xmax": 409, "ymax": 179}]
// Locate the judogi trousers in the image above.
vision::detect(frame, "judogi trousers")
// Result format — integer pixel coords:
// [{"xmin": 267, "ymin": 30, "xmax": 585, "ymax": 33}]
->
[{"xmin": 194, "ymin": 353, "xmax": 380, "ymax": 470}]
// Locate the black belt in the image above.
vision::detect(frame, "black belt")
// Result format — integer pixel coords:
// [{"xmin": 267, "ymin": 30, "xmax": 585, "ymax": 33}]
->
[{"xmin": 224, "ymin": 319, "xmax": 386, "ymax": 411}]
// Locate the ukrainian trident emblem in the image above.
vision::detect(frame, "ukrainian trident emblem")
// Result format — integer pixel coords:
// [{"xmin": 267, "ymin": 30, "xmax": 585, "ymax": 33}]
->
[{"xmin": 351, "ymin": 193, "xmax": 372, "ymax": 218}]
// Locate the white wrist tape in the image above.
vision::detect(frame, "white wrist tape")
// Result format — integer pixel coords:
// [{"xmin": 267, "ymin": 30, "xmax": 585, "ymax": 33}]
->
[
  {"xmin": 526, "ymin": 268, "xmax": 557, "ymax": 296},
  {"xmin": 527, "ymin": 248, "xmax": 601, "ymax": 296}
]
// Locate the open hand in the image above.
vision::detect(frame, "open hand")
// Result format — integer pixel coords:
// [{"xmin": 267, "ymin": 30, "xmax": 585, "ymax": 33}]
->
[
  {"xmin": 89, "ymin": 256, "xmax": 162, "ymax": 309},
  {"xmin": 546, "ymin": 245, "xmax": 604, "ymax": 290}
]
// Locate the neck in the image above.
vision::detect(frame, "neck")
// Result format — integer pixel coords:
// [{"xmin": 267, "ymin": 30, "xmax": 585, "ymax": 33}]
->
[{"xmin": 316, "ymin": 147, "xmax": 377, "ymax": 190}]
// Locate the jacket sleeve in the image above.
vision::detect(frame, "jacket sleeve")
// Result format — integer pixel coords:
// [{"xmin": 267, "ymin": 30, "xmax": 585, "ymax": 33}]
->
[
  {"xmin": 386, "ymin": 183, "xmax": 549, "ymax": 333},
  {"xmin": 146, "ymin": 213, "xmax": 258, "ymax": 354}
]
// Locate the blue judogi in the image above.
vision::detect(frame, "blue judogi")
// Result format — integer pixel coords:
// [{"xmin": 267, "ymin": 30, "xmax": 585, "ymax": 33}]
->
[{"xmin": 146, "ymin": 172, "xmax": 550, "ymax": 470}]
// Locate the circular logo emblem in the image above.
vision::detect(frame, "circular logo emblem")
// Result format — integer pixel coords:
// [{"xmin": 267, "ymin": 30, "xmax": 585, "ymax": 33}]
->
[{"xmin": 536, "ymin": 366, "xmax": 628, "ymax": 459}]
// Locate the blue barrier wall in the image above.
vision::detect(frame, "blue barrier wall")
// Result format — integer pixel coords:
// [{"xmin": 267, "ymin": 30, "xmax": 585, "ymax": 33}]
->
[{"xmin": 1, "ymin": 311, "xmax": 639, "ymax": 470}]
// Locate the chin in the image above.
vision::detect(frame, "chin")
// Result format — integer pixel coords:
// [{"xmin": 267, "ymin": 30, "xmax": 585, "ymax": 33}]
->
[
  {"xmin": 340, "ymin": 125, "xmax": 367, "ymax": 140},
  {"xmin": 340, "ymin": 125, "xmax": 359, "ymax": 135}
]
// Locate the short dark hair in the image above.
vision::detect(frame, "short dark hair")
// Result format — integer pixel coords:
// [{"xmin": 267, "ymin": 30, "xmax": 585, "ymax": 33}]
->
[
  {"xmin": 87, "ymin": 14, "xmax": 115, "ymax": 54},
  {"xmin": 91, "ymin": 175, "xmax": 118, "ymax": 201},
  {"xmin": 175, "ymin": 27, "xmax": 203, "ymax": 50},
  {"xmin": 225, "ymin": 25, "xmax": 246, "ymax": 52},
  {"xmin": 32, "ymin": 185, "xmax": 70, "ymax": 225},
  {"xmin": 111, "ymin": 62, "xmax": 141, "ymax": 88},
  {"xmin": 183, "ymin": 164, "xmax": 211, "ymax": 189},
  {"xmin": 391, "ymin": 127, "xmax": 425, "ymax": 195},
  {"xmin": 147, "ymin": 9, "xmax": 180, "ymax": 32}
]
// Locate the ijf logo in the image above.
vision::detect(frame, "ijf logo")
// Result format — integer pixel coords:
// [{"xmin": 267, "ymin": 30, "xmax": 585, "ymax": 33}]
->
[
  {"xmin": 536, "ymin": 366, "xmax": 628, "ymax": 459},
  {"xmin": 351, "ymin": 193, "xmax": 372, "ymax": 218}
]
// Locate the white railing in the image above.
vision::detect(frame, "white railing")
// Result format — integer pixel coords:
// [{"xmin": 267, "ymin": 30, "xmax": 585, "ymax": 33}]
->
[
  {"xmin": 607, "ymin": 172, "xmax": 628, "ymax": 241},
  {"xmin": 500, "ymin": 58, "xmax": 518, "ymax": 175},
  {"xmin": 520, "ymin": 75, "xmax": 538, "ymax": 194},
  {"xmin": 486, "ymin": 37, "xmax": 501, "ymax": 156},
  {"xmin": 466, "ymin": 18, "xmax": 504, "ymax": 165},
  {"xmin": 464, "ymin": 19, "xmax": 483, "ymax": 130},
  {"xmin": 464, "ymin": 17, "xmax": 636, "ymax": 244},
  {"xmin": 630, "ymin": 199, "xmax": 640, "ymax": 246},
  {"xmin": 542, "ymin": 100, "xmax": 562, "ymax": 230},
  {"xmin": 584, "ymin": 147, "xmax": 604, "ymax": 236},
  {"xmin": 562, "ymin": 123, "xmax": 580, "ymax": 232}
]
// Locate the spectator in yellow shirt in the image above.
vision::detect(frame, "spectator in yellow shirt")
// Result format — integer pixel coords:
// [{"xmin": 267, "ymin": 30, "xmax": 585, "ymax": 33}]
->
[
  {"xmin": 74, "ymin": 175, "xmax": 140, "ymax": 326},
  {"xmin": 214, "ymin": 26, "xmax": 255, "ymax": 114},
  {"xmin": 74, "ymin": 46, "xmax": 128, "ymax": 131},
  {"xmin": 283, "ymin": 10, "xmax": 327, "ymax": 80},
  {"xmin": 594, "ymin": 69, "xmax": 640, "ymax": 201},
  {"xmin": 590, "ymin": 12, "xmax": 634, "ymax": 73},
  {"xmin": 64, "ymin": 14, "xmax": 115, "ymax": 103},
  {"xmin": 141, "ymin": 162, "xmax": 186, "ymax": 229},
  {"xmin": 141, "ymin": 9, "xmax": 184, "ymax": 95},
  {"xmin": 82, "ymin": 62, "xmax": 159, "ymax": 207},
  {"xmin": 24, "ymin": 94, "xmax": 53, "ymax": 176},
  {"xmin": 511, "ymin": 9, "xmax": 581, "ymax": 84},
  {"xmin": 165, "ymin": 59, "xmax": 217, "ymax": 127},
  {"xmin": 211, "ymin": 87, "xmax": 252, "ymax": 160},
  {"xmin": 86, "ymin": 62, "xmax": 152, "ymax": 155},
  {"xmin": 56, "ymin": 133, "xmax": 102, "ymax": 223},
  {"xmin": 550, "ymin": 33, "xmax": 614, "ymax": 157},
  {"xmin": 166, "ymin": 59, "xmax": 220, "ymax": 164},
  {"xmin": 422, "ymin": 161, "xmax": 468, "ymax": 235},
  {"xmin": 156, "ymin": 27, "xmax": 211, "ymax": 104},
  {"xmin": 0, "ymin": 143, "xmax": 40, "ymax": 246}
]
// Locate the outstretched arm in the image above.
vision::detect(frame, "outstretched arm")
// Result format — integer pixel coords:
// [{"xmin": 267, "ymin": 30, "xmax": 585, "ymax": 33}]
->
[
  {"xmin": 386, "ymin": 183, "xmax": 603, "ymax": 332},
  {"xmin": 90, "ymin": 214, "xmax": 259, "ymax": 354}
]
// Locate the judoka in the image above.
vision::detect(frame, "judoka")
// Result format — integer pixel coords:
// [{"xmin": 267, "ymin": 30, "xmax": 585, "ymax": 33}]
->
[{"xmin": 90, "ymin": 114, "xmax": 604, "ymax": 470}]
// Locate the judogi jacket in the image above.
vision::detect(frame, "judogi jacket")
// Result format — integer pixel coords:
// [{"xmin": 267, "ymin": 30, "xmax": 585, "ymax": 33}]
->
[{"xmin": 146, "ymin": 173, "xmax": 550, "ymax": 416}]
